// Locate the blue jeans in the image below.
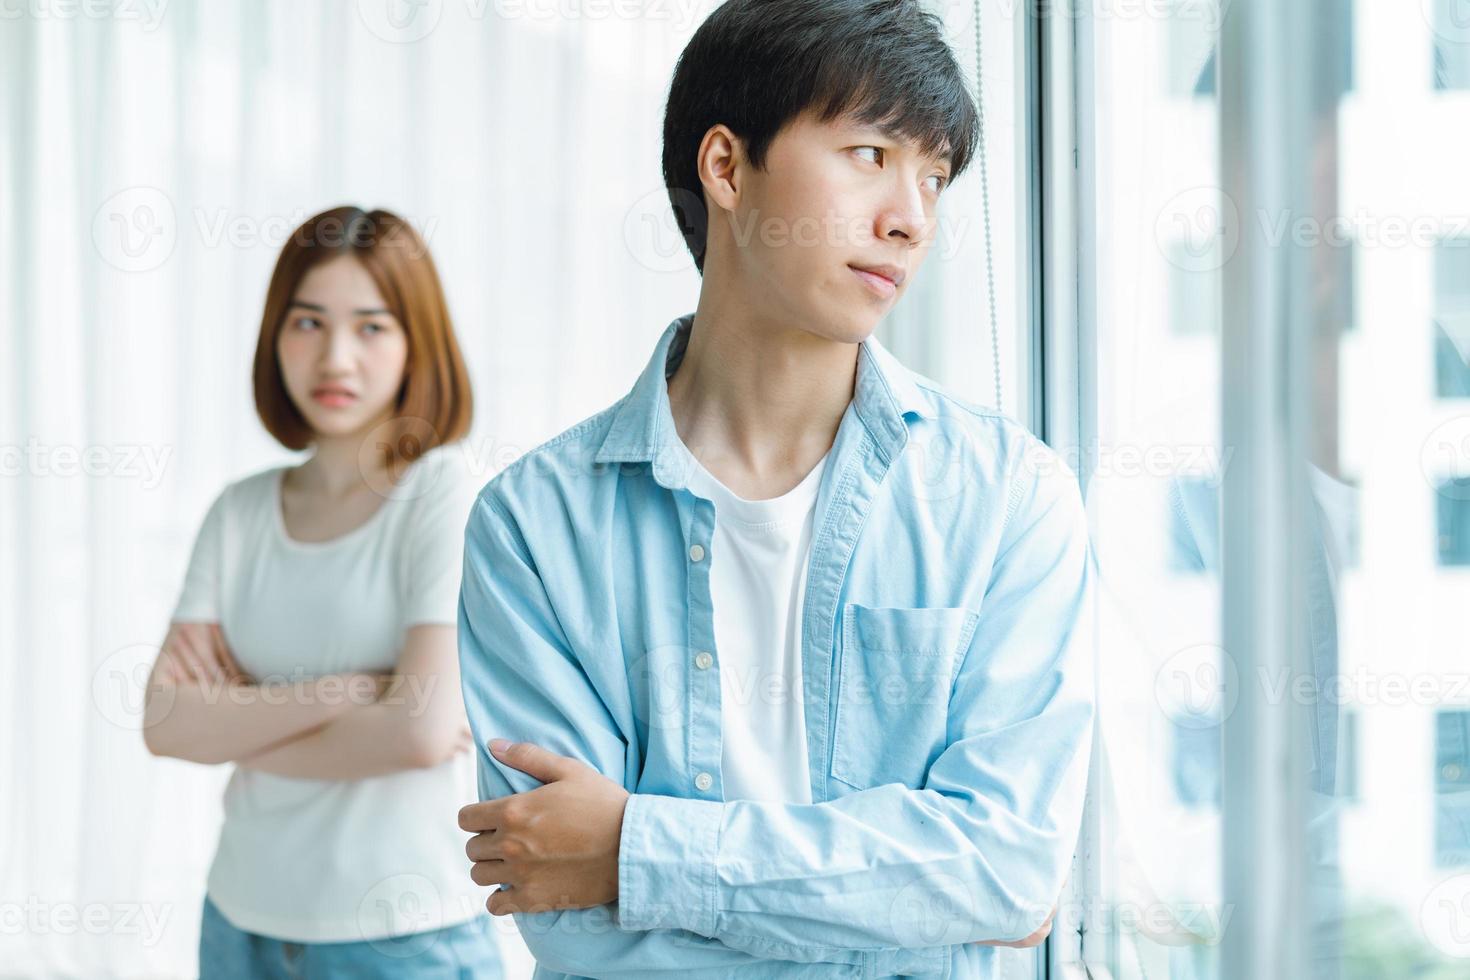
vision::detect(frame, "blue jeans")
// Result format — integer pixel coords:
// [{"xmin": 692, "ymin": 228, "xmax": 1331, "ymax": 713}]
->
[{"xmin": 199, "ymin": 895, "xmax": 504, "ymax": 979}]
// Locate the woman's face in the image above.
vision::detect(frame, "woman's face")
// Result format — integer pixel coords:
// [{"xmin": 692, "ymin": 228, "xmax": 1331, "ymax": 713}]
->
[{"xmin": 276, "ymin": 255, "xmax": 410, "ymax": 443}]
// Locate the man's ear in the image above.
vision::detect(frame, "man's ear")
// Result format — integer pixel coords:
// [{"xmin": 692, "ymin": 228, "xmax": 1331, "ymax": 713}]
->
[{"xmin": 697, "ymin": 123, "xmax": 742, "ymax": 213}]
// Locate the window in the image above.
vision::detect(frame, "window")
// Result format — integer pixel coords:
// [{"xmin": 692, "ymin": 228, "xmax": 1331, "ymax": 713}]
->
[
  {"xmin": 1436, "ymin": 711, "xmax": 1470, "ymax": 867},
  {"xmin": 1166, "ymin": 3, "xmax": 1217, "ymax": 97},
  {"xmin": 1436, "ymin": 479, "xmax": 1470, "ymax": 566},
  {"xmin": 1341, "ymin": 241, "xmax": 1358, "ymax": 334},
  {"xmin": 1171, "ymin": 723, "xmax": 1222, "ymax": 808},
  {"xmin": 1435, "ymin": 238, "xmax": 1470, "ymax": 397},
  {"xmin": 1339, "ymin": 710, "xmax": 1360, "ymax": 804},
  {"xmin": 877, "ymin": 1, "xmax": 1030, "ymax": 417},
  {"xmin": 1168, "ymin": 250, "xmax": 1222, "ymax": 336},
  {"xmin": 1434, "ymin": 323, "xmax": 1470, "ymax": 396},
  {"xmin": 1077, "ymin": 1, "xmax": 1228, "ymax": 974},
  {"xmin": 1166, "ymin": 476, "xmax": 1221, "ymax": 573},
  {"xmin": 1298, "ymin": 2, "xmax": 1468, "ymax": 971},
  {"xmin": 1432, "ymin": 0, "xmax": 1470, "ymax": 90},
  {"xmin": 1055, "ymin": 1, "xmax": 1470, "ymax": 976}
]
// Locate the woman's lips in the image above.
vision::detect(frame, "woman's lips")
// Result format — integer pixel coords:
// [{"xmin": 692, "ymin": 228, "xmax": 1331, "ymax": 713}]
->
[{"xmin": 311, "ymin": 391, "xmax": 357, "ymax": 408}]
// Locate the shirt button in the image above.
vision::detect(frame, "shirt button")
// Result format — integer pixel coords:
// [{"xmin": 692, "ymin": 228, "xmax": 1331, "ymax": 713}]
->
[
  {"xmin": 694, "ymin": 651, "xmax": 713, "ymax": 670},
  {"xmin": 694, "ymin": 771, "xmax": 713, "ymax": 791},
  {"xmin": 689, "ymin": 543, "xmax": 706, "ymax": 562}
]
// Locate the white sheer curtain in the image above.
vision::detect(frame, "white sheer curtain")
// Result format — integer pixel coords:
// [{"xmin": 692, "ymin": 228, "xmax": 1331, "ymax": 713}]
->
[{"xmin": 0, "ymin": 1, "xmax": 1022, "ymax": 976}]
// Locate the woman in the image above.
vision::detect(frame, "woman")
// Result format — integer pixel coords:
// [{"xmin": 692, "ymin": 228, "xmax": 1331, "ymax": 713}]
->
[{"xmin": 143, "ymin": 206, "xmax": 502, "ymax": 978}]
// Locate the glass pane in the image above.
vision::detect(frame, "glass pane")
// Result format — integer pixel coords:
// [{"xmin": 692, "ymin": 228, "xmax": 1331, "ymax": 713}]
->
[
  {"xmin": 879, "ymin": 0, "xmax": 1030, "ymax": 419},
  {"xmin": 1435, "ymin": 239, "xmax": 1470, "ymax": 397},
  {"xmin": 1432, "ymin": 0, "xmax": 1470, "ymax": 89},
  {"xmin": 1082, "ymin": 1, "xmax": 1228, "ymax": 976},
  {"xmin": 1313, "ymin": 3, "xmax": 1470, "ymax": 975}
]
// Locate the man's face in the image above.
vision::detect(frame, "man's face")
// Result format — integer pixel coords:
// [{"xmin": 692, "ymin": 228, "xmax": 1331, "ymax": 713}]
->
[{"xmin": 724, "ymin": 109, "xmax": 951, "ymax": 344}]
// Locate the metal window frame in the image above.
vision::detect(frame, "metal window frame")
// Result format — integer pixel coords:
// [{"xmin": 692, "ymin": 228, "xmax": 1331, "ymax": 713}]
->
[
  {"xmin": 1025, "ymin": 1, "xmax": 1095, "ymax": 976},
  {"xmin": 1217, "ymin": 0, "xmax": 1329, "ymax": 976}
]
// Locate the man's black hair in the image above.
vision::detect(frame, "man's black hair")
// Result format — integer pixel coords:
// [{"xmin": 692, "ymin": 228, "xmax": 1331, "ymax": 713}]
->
[{"xmin": 661, "ymin": 0, "xmax": 980, "ymax": 274}]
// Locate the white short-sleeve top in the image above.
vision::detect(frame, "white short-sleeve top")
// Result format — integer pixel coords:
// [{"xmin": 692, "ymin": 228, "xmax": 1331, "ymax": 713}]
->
[{"xmin": 171, "ymin": 444, "xmax": 490, "ymax": 943}]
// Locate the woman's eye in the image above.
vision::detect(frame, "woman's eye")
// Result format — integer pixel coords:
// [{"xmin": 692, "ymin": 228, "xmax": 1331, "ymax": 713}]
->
[
  {"xmin": 361, "ymin": 322, "xmax": 384, "ymax": 335},
  {"xmin": 295, "ymin": 316, "xmax": 321, "ymax": 330}
]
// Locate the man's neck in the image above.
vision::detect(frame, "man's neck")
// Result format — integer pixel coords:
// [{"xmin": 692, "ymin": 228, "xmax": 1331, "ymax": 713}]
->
[{"xmin": 666, "ymin": 294, "xmax": 856, "ymax": 501}]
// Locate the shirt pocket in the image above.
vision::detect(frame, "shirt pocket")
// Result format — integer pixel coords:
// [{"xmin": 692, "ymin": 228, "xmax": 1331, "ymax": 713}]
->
[{"xmin": 830, "ymin": 603, "xmax": 980, "ymax": 790}]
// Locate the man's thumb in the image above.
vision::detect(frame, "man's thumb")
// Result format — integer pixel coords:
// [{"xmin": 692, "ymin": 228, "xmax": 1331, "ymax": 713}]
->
[{"xmin": 489, "ymin": 739, "xmax": 576, "ymax": 782}]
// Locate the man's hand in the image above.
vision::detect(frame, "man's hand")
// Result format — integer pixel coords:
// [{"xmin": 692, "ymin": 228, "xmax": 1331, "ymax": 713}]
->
[
  {"xmin": 976, "ymin": 904, "xmax": 1055, "ymax": 947},
  {"xmin": 459, "ymin": 739, "xmax": 630, "ymax": 916}
]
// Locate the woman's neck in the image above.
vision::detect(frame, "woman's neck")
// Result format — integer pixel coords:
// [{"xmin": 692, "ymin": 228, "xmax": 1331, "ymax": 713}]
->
[{"xmin": 293, "ymin": 431, "xmax": 394, "ymax": 500}]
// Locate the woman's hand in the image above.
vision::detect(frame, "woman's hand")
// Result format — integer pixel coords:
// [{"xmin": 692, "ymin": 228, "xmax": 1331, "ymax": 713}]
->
[{"xmin": 157, "ymin": 622, "xmax": 248, "ymax": 686}]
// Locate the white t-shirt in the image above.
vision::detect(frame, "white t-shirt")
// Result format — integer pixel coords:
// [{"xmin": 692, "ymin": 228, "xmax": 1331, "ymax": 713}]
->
[
  {"xmin": 171, "ymin": 444, "xmax": 490, "ymax": 943},
  {"xmin": 682, "ymin": 452, "xmax": 827, "ymax": 805}
]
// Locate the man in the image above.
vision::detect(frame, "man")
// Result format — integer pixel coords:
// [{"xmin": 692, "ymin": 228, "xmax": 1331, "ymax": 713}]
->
[{"xmin": 456, "ymin": 1, "xmax": 1095, "ymax": 976}]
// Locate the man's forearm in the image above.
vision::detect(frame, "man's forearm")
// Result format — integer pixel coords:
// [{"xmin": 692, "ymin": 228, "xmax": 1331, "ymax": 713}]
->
[
  {"xmin": 142, "ymin": 673, "xmax": 385, "ymax": 764},
  {"xmin": 616, "ymin": 785, "xmax": 1072, "ymax": 952}
]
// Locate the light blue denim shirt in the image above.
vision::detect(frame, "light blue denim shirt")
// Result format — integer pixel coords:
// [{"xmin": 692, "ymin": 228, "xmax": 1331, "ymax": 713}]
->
[{"xmin": 458, "ymin": 313, "xmax": 1096, "ymax": 980}]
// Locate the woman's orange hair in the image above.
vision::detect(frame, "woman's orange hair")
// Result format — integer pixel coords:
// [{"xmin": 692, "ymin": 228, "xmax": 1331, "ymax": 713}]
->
[{"xmin": 253, "ymin": 206, "xmax": 472, "ymax": 474}]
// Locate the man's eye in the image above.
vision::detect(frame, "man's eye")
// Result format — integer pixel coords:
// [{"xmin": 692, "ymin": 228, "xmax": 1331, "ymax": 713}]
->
[
  {"xmin": 854, "ymin": 146, "xmax": 883, "ymax": 164},
  {"xmin": 926, "ymin": 175, "xmax": 949, "ymax": 194}
]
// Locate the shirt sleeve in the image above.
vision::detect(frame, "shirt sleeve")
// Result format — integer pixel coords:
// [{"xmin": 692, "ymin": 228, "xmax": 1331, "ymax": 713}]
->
[
  {"xmin": 616, "ymin": 449, "xmax": 1097, "ymax": 952},
  {"xmin": 458, "ymin": 491, "xmax": 899, "ymax": 978},
  {"xmin": 400, "ymin": 454, "xmax": 479, "ymax": 629},
  {"xmin": 171, "ymin": 487, "xmax": 228, "ymax": 623}
]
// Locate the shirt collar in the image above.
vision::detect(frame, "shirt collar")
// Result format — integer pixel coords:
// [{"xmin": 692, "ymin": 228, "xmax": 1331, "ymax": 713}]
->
[{"xmin": 595, "ymin": 313, "xmax": 931, "ymax": 485}]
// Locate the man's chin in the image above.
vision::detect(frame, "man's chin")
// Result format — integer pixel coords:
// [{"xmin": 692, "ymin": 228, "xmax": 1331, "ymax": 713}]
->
[{"xmin": 814, "ymin": 313, "xmax": 882, "ymax": 347}]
